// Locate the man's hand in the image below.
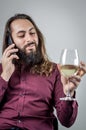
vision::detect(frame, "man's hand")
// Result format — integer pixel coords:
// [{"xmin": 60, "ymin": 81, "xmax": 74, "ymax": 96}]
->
[
  {"xmin": 57, "ymin": 62, "xmax": 86, "ymax": 96},
  {"xmin": 77, "ymin": 61, "xmax": 86, "ymax": 77},
  {"xmin": 1, "ymin": 44, "xmax": 19, "ymax": 81}
]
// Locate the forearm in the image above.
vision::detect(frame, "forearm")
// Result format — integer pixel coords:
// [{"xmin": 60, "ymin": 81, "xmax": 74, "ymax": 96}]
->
[
  {"xmin": 56, "ymin": 100, "xmax": 78, "ymax": 127},
  {"xmin": 54, "ymin": 77, "xmax": 78, "ymax": 127},
  {"xmin": 1, "ymin": 72, "xmax": 11, "ymax": 81}
]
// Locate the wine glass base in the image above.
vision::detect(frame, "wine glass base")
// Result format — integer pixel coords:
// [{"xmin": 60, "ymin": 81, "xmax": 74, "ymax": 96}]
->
[{"xmin": 60, "ymin": 96, "xmax": 76, "ymax": 101}]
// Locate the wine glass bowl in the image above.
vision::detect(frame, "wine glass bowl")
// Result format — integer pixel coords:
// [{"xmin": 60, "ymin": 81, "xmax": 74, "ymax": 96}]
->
[{"xmin": 60, "ymin": 49, "xmax": 79, "ymax": 101}]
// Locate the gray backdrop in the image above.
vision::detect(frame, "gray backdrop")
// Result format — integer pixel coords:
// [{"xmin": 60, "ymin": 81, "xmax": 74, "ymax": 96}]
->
[{"xmin": 0, "ymin": 0, "xmax": 86, "ymax": 130}]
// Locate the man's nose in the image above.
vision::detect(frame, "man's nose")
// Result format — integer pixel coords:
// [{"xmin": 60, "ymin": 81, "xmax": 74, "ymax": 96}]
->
[{"xmin": 25, "ymin": 34, "xmax": 32, "ymax": 42}]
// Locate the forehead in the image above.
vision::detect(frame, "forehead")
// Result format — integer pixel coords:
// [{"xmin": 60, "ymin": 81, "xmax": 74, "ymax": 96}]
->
[{"xmin": 10, "ymin": 19, "xmax": 34, "ymax": 32}]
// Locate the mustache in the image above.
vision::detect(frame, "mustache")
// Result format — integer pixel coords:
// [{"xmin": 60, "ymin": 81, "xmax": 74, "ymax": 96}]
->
[{"xmin": 24, "ymin": 42, "xmax": 36, "ymax": 48}]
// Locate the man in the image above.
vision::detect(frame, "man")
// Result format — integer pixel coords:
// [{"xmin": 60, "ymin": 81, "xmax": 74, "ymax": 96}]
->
[{"xmin": 0, "ymin": 14, "xmax": 86, "ymax": 130}]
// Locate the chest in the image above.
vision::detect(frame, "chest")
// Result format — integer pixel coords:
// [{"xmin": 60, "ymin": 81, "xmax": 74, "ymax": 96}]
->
[{"xmin": 8, "ymin": 71, "xmax": 56, "ymax": 101}]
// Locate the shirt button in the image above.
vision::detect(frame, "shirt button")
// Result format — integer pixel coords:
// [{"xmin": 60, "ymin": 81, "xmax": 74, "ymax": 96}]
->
[{"xmin": 18, "ymin": 120, "xmax": 21, "ymax": 123}]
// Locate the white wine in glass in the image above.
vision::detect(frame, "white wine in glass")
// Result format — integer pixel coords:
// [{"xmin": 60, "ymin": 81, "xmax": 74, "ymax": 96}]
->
[
  {"xmin": 60, "ymin": 49, "xmax": 79, "ymax": 101},
  {"xmin": 61, "ymin": 65, "xmax": 79, "ymax": 77}
]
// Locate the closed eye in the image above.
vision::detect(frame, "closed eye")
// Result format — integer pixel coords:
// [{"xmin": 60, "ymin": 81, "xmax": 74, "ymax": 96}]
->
[
  {"xmin": 29, "ymin": 32, "xmax": 36, "ymax": 35},
  {"xmin": 18, "ymin": 35, "xmax": 25, "ymax": 38}
]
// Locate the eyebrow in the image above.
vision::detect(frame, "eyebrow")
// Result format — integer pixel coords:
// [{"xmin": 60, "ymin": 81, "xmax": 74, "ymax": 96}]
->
[
  {"xmin": 29, "ymin": 27, "xmax": 35, "ymax": 31},
  {"xmin": 17, "ymin": 27, "xmax": 35, "ymax": 34}
]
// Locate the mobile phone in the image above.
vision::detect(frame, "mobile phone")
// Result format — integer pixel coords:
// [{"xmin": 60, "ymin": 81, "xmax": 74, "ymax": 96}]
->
[
  {"xmin": 8, "ymin": 35, "xmax": 13, "ymax": 45},
  {"xmin": 7, "ymin": 35, "xmax": 18, "ymax": 64}
]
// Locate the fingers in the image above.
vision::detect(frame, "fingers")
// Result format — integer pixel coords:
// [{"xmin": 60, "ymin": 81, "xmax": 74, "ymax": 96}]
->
[
  {"xmin": 3, "ymin": 44, "xmax": 15, "ymax": 56},
  {"xmin": 77, "ymin": 62, "xmax": 86, "ymax": 77},
  {"xmin": 3, "ymin": 44, "xmax": 18, "ymax": 57},
  {"xmin": 80, "ymin": 61, "xmax": 86, "ymax": 73},
  {"xmin": 68, "ymin": 75, "xmax": 81, "ymax": 88},
  {"xmin": 1, "ymin": 44, "xmax": 19, "ymax": 63},
  {"xmin": 8, "ymin": 53, "xmax": 19, "ymax": 61},
  {"xmin": 5, "ymin": 48, "xmax": 18, "ymax": 57}
]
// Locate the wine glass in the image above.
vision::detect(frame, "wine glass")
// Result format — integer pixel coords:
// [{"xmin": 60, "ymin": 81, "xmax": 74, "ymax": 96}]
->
[{"xmin": 60, "ymin": 49, "xmax": 79, "ymax": 101}]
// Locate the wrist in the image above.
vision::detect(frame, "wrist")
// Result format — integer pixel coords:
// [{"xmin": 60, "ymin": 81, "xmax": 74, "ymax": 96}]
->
[
  {"xmin": 1, "ymin": 72, "xmax": 10, "ymax": 81},
  {"xmin": 63, "ymin": 85, "xmax": 75, "ymax": 97}
]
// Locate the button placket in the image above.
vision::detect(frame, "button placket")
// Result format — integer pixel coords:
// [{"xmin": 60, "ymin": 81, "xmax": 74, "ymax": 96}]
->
[{"xmin": 17, "ymin": 91, "xmax": 25, "ymax": 115}]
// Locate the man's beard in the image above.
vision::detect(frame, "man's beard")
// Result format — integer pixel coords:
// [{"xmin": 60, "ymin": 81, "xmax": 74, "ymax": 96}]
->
[{"xmin": 16, "ymin": 42, "xmax": 43, "ymax": 66}]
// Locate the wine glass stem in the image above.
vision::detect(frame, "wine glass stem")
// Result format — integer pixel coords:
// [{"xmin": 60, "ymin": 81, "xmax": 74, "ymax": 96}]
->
[{"xmin": 66, "ymin": 80, "xmax": 71, "ymax": 97}]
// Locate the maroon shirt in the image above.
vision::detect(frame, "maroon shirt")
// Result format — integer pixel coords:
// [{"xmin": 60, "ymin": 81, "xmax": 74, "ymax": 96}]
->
[{"xmin": 0, "ymin": 63, "xmax": 78, "ymax": 130}]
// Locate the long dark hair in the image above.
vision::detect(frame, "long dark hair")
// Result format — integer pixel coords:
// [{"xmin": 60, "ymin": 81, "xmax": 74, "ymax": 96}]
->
[{"xmin": 2, "ymin": 13, "xmax": 53, "ymax": 76}]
